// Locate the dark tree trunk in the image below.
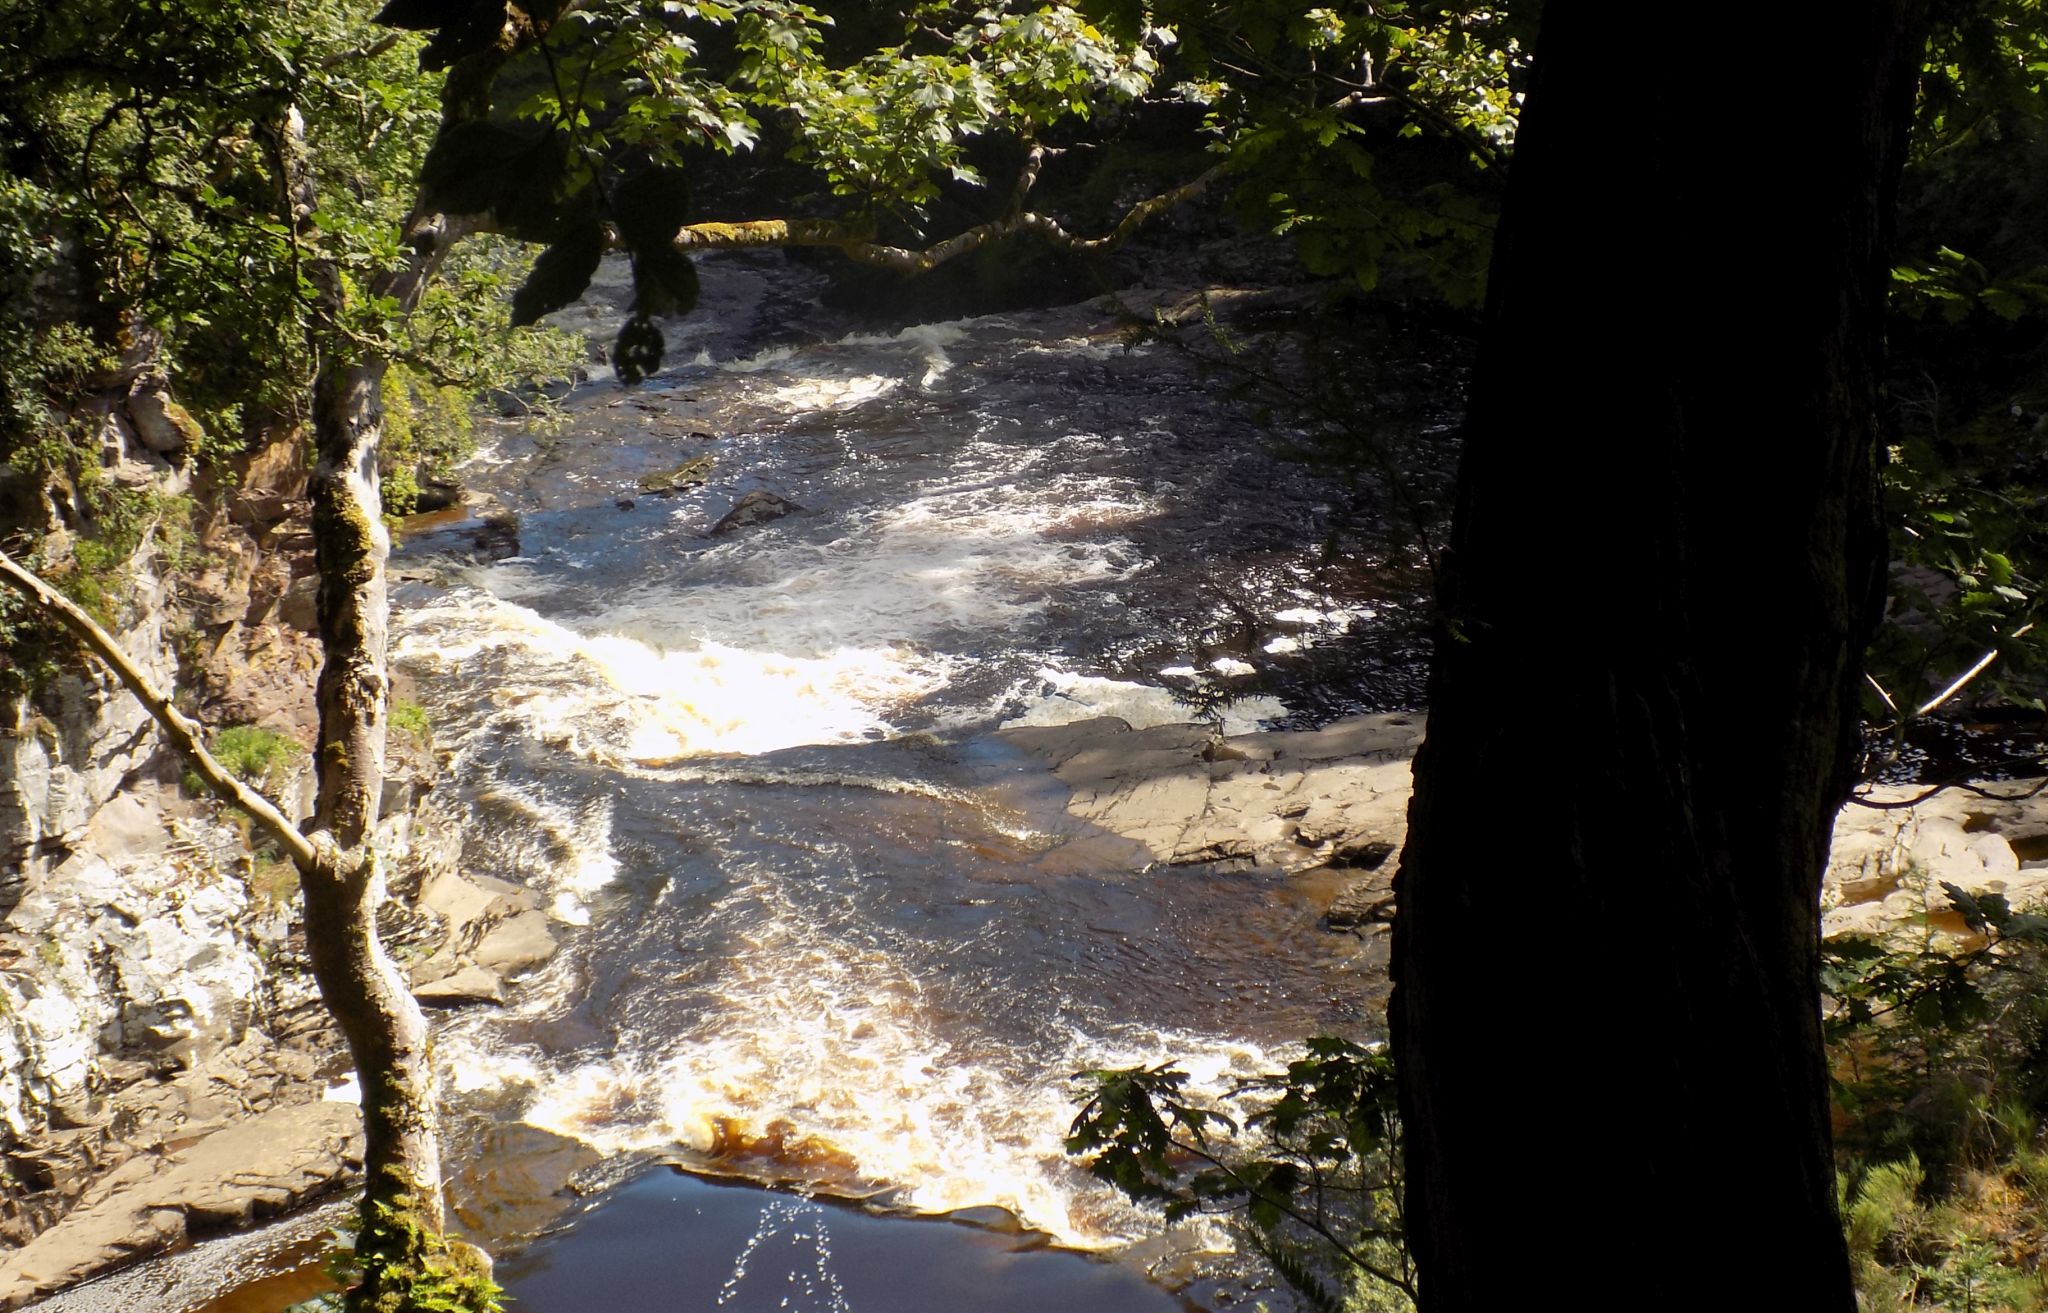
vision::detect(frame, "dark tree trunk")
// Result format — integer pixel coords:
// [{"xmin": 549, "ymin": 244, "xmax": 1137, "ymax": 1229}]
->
[{"xmin": 1390, "ymin": 5, "xmax": 1925, "ymax": 1308}]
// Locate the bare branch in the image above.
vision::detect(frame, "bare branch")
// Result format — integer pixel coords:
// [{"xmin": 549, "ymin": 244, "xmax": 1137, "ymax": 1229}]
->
[
  {"xmin": 1847, "ymin": 775, "xmax": 2048, "ymax": 810},
  {"xmin": 0, "ymin": 549, "xmax": 317, "ymax": 869},
  {"xmin": 318, "ymin": 33, "xmax": 403, "ymax": 69},
  {"xmin": 1916, "ymin": 620, "xmax": 2036, "ymax": 718}
]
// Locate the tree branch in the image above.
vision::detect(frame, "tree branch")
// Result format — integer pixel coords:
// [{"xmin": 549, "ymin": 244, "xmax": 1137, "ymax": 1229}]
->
[
  {"xmin": 1916, "ymin": 620, "xmax": 2035, "ymax": 718},
  {"xmin": 671, "ymin": 165, "xmax": 1227, "ymax": 273},
  {"xmin": 0, "ymin": 549, "xmax": 317, "ymax": 870}
]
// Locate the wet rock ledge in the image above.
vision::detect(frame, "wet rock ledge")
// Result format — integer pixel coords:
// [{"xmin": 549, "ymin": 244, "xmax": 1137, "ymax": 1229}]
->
[{"xmin": 1000, "ymin": 711, "xmax": 2048, "ymax": 949}]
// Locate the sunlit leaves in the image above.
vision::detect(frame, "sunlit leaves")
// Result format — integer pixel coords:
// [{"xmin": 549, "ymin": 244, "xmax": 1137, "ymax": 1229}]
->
[{"xmin": 1066, "ymin": 1040, "xmax": 1413, "ymax": 1304}]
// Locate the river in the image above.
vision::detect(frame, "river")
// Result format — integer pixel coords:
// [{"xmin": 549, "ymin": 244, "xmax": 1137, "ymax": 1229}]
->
[{"xmin": 223, "ymin": 251, "xmax": 1453, "ymax": 1310}]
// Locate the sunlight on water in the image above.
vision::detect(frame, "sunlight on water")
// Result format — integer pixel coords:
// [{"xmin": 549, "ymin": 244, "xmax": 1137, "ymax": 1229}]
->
[
  {"xmin": 716, "ymin": 1196, "xmax": 852, "ymax": 1312},
  {"xmin": 1000, "ymin": 668, "xmax": 1285, "ymax": 733},
  {"xmin": 438, "ymin": 862, "xmax": 1286, "ymax": 1251},
  {"xmin": 385, "ymin": 281, "xmax": 1421, "ymax": 1306},
  {"xmin": 397, "ymin": 592, "xmax": 948, "ymax": 759}
]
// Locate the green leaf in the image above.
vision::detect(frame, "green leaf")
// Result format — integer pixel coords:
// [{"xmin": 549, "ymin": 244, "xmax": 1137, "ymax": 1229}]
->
[
  {"xmin": 1942, "ymin": 881, "xmax": 1988, "ymax": 933},
  {"xmin": 614, "ymin": 314, "xmax": 665, "ymax": 385}
]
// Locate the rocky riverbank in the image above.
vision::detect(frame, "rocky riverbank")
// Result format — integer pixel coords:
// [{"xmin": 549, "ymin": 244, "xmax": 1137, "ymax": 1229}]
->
[
  {"xmin": 998, "ymin": 711, "xmax": 2048, "ymax": 951},
  {"xmin": 9, "ymin": 673, "xmax": 2042, "ymax": 1309},
  {"xmin": 0, "ymin": 403, "xmax": 566, "ymax": 1306}
]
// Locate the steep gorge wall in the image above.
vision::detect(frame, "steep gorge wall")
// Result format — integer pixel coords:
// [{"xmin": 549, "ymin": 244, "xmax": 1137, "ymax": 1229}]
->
[{"xmin": 0, "ymin": 410, "xmax": 359, "ymax": 1252}]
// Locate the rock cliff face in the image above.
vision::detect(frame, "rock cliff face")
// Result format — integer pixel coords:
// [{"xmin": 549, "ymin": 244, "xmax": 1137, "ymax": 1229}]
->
[
  {"xmin": 0, "ymin": 420, "xmax": 388, "ymax": 1295},
  {"xmin": 0, "ymin": 556, "xmax": 174, "ymax": 923}
]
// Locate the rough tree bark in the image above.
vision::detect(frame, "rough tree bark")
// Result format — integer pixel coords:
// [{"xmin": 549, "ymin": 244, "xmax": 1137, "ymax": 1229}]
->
[
  {"xmin": 255, "ymin": 98, "xmax": 461, "ymax": 1304},
  {"xmin": 258, "ymin": 21, "xmax": 544, "ymax": 1303},
  {"xmin": 1389, "ymin": 4, "xmax": 1926, "ymax": 1309}
]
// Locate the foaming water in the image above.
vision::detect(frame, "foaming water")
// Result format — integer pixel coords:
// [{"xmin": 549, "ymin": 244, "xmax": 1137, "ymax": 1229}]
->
[
  {"xmin": 393, "ymin": 265, "xmax": 1425, "ymax": 1298},
  {"xmin": 397, "ymin": 590, "xmax": 948, "ymax": 760}
]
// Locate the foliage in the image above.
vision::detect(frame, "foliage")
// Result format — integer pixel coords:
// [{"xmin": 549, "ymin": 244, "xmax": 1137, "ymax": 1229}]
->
[
  {"xmin": 1827, "ymin": 884, "xmax": 2048, "ymax": 1309},
  {"xmin": 297, "ymin": 1190, "xmax": 507, "ymax": 1313},
  {"xmin": 1827, "ymin": 882, "xmax": 2048, "ymax": 1173},
  {"xmin": 377, "ymin": 0, "xmax": 1533, "ymax": 385},
  {"xmin": 1067, "ymin": 879, "xmax": 2048, "ymax": 1312},
  {"xmin": 1132, "ymin": 0, "xmax": 1522, "ymax": 301},
  {"xmin": 1868, "ymin": 0, "xmax": 2048, "ymax": 731},
  {"xmin": 0, "ymin": 0, "xmax": 576, "ymax": 515},
  {"xmin": 390, "ymin": 697, "xmax": 433, "ymax": 744},
  {"xmin": 183, "ymin": 723, "xmax": 307, "ymax": 798},
  {"xmin": 380, "ymin": 364, "xmax": 474, "ymax": 519},
  {"xmin": 1067, "ymin": 1038, "xmax": 1415, "ymax": 1309}
]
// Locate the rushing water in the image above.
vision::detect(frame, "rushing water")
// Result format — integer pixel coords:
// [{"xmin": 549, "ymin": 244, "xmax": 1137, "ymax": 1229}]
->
[{"xmin": 377, "ymin": 253, "xmax": 1442, "ymax": 1305}]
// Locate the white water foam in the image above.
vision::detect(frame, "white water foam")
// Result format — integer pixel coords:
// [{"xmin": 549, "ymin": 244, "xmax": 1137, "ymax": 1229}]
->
[
  {"xmin": 397, "ymin": 592, "xmax": 946, "ymax": 761},
  {"xmin": 443, "ymin": 976, "xmax": 1277, "ymax": 1251},
  {"xmin": 1001, "ymin": 669, "xmax": 1284, "ymax": 735},
  {"xmin": 431, "ymin": 843, "xmax": 1282, "ymax": 1252},
  {"xmin": 401, "ymin": 447, "xmax": 1165, "ymax": 757}
]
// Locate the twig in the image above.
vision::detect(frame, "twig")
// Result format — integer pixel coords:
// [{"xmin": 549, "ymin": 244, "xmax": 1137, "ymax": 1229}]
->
[
  {"xmin": 1916, "ymin": 621, "xmax": 2036, "ymax": 718},
  {"xmin": 1848, "ymin": 775, "xmax": 2048, "ymax": 811}
]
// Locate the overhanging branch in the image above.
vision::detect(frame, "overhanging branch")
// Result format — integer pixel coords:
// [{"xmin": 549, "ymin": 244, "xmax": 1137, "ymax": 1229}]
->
[
  {"xmin": 671, "ymin": 165, "xmax": 1227, "ymax": 274},
  {"xmin": 0, "ymin": 549, "xmax": 318, "ymax": 870}
]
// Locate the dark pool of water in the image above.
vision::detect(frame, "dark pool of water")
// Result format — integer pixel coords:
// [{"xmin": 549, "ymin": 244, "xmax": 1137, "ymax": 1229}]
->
[{"xmin": 495, "ymin": 1168, "xmax": 1189, "ymax": 1313}]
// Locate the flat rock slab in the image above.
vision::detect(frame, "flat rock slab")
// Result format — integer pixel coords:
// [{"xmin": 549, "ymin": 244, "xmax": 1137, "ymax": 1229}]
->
[
  {"xmin": 0, "ymin": 1099, "xmax": 361, "ymax": 1309},
  {"xmin": 414, "ymin": 965, "xmax": 506, "ymax": 1007},
  {"xmin": 1824, "ymin": 780, "xmax": 2048, "ymax": 941},
  {"xmin": 1000, "ymin": 712, "xmax": 1423, "ymax": 873},
  {"xmin": 1002, "ymin": 713, "xmax": 2048, "ymax": 947}
]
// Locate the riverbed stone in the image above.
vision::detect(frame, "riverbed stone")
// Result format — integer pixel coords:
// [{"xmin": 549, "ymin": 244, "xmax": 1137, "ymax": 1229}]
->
[
  {"xmin": 471, "ymin": 910, "xmax": 559, "ymax": 976},
  {"xmin": 1001, "ymin": 713, "xmax": 1421, "ymax": 872},
  {"xmin": 1001, "ymin": 712, "xmax": 2048, "ymax": 948},
  {"xmin": 0, "ymin": 1099, "xmax": 360, "ymax": 1309},
  {"xmin": 711, "ymin": 490, "xmax": 804, "ymax": 535},
  {"xmin": 1823, "ymin": 781, "xmax": 2048, "ymax": 942},
  {"xmin": 414, "ymin": 966, "xmax": 506, "ymax": 1006}
]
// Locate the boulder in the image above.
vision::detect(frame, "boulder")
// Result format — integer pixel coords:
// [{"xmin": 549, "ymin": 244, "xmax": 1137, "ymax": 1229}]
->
[
  {"xmin": 124, "ymin": 382, "xmax": 205, "ymax": 454},
  {"xmin": 711, "ymin": 490, "xmax": 804, "ymax": 535}
]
